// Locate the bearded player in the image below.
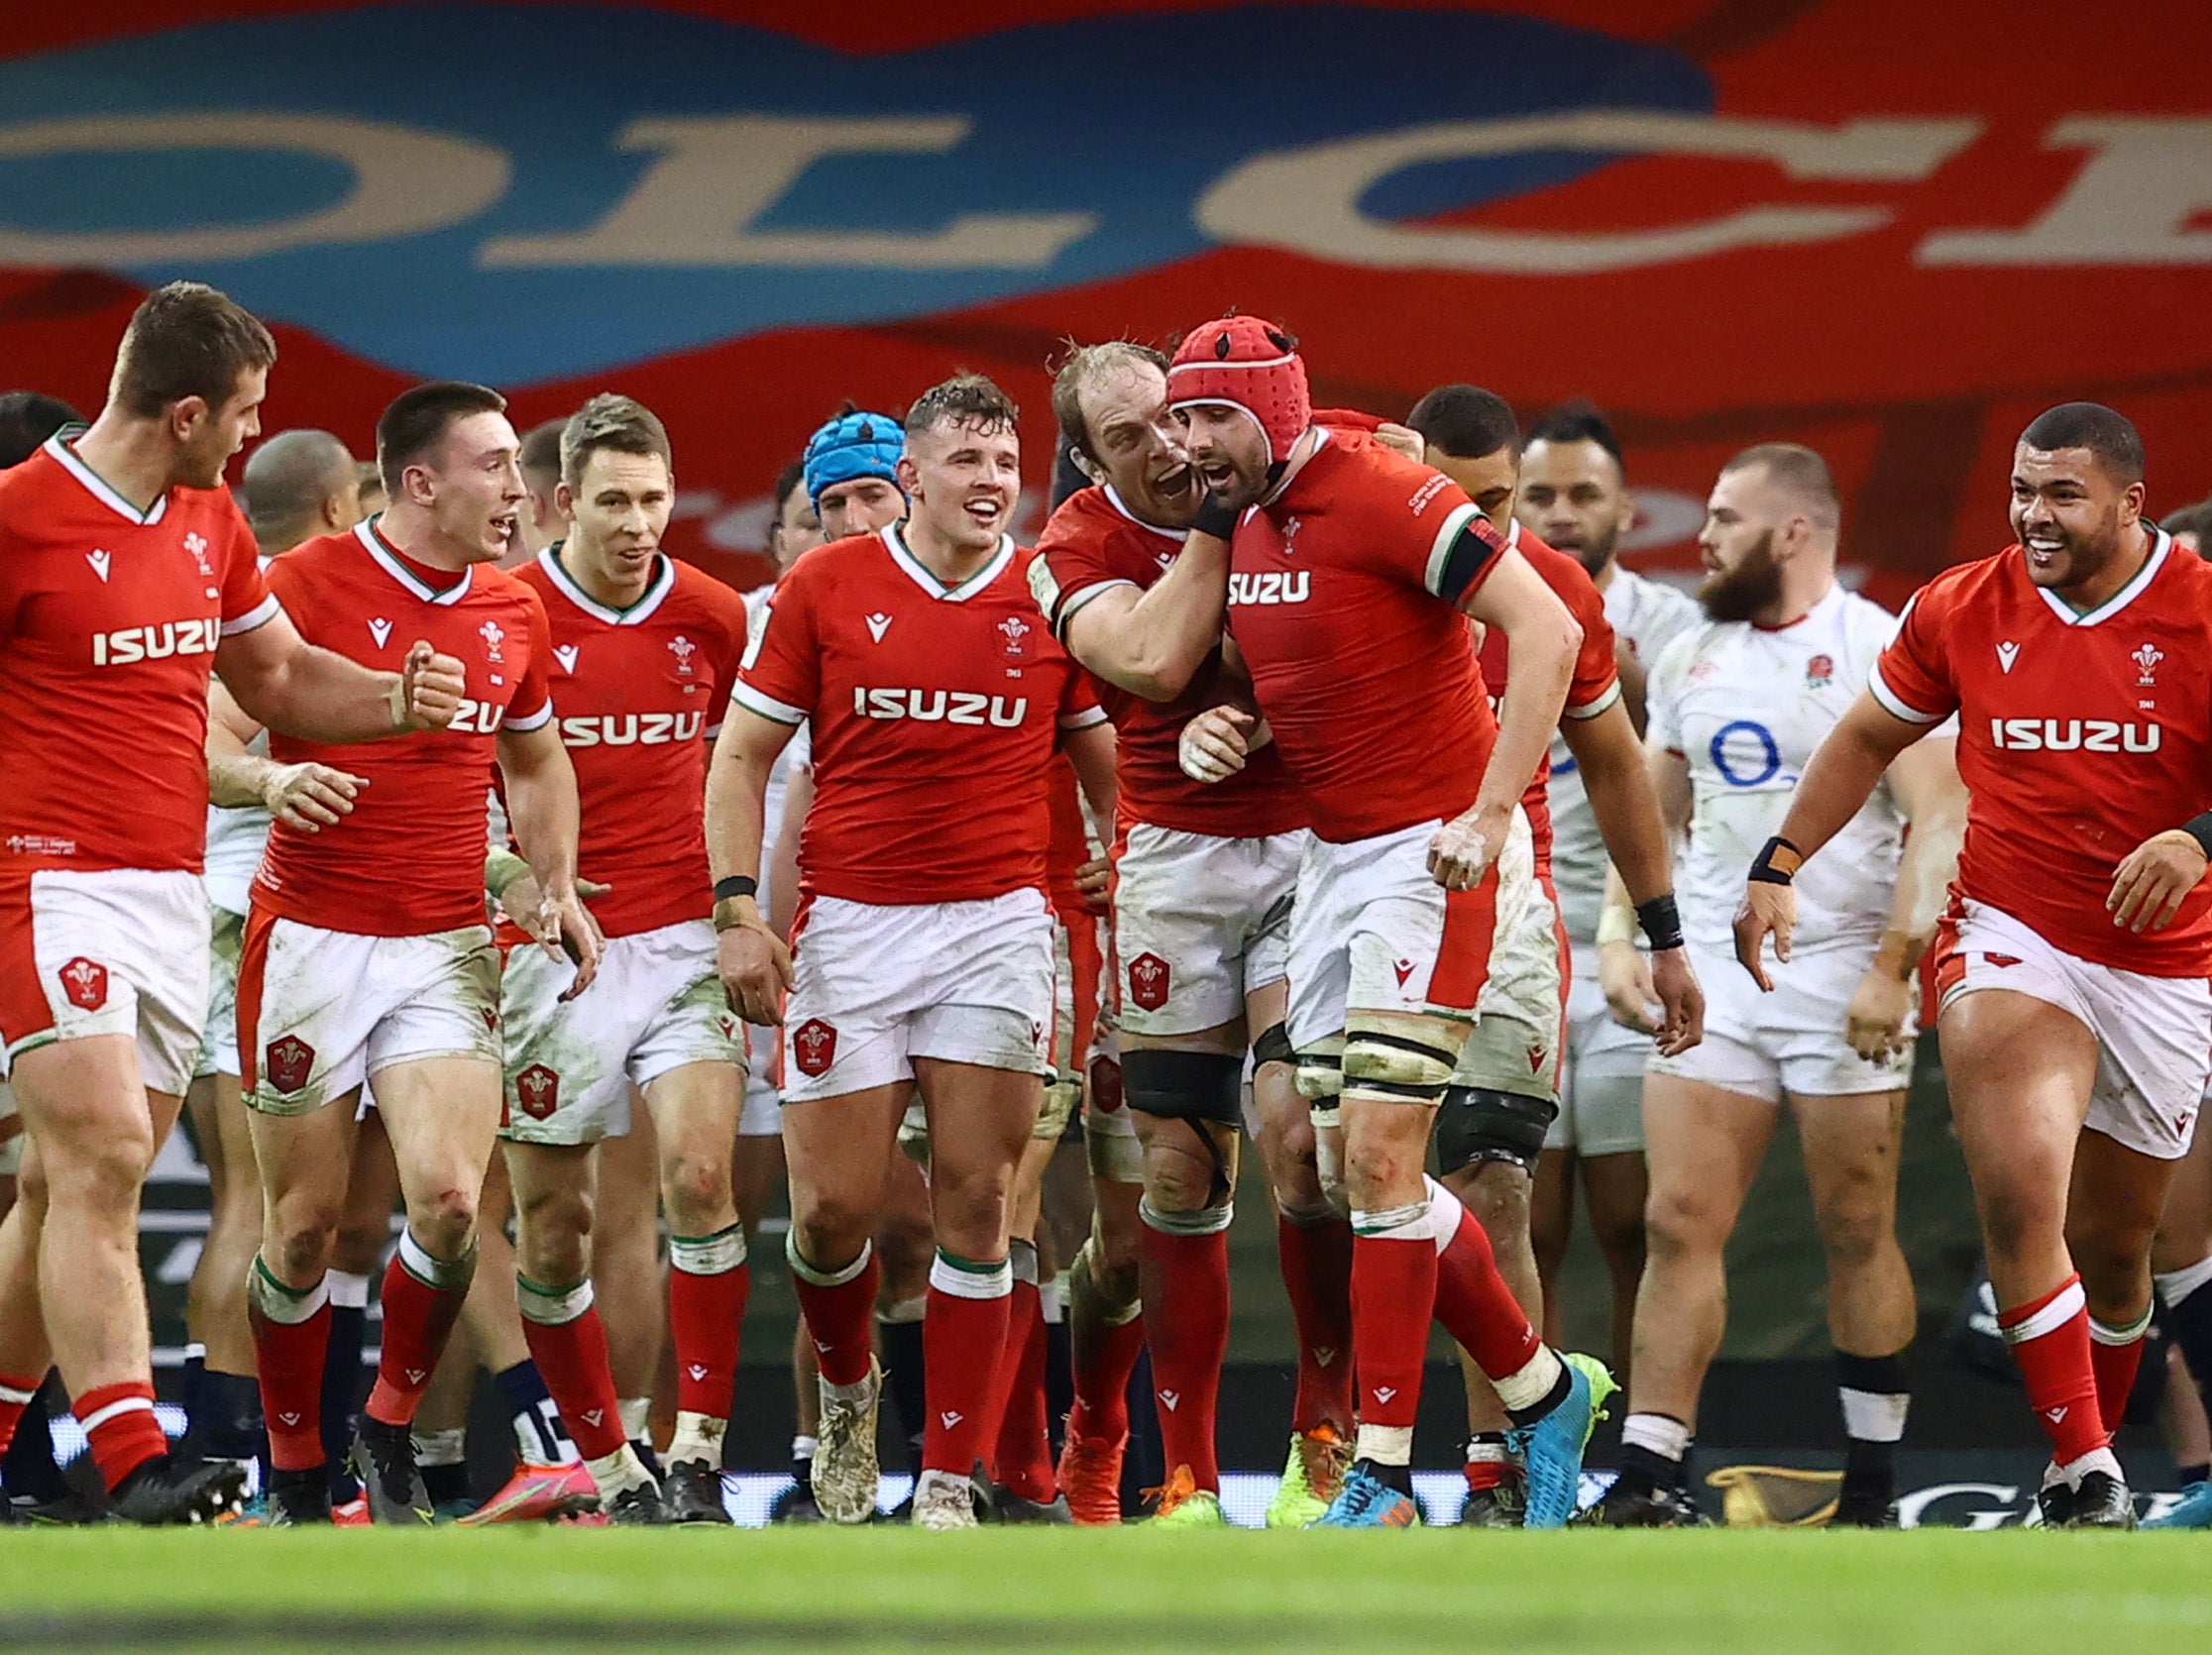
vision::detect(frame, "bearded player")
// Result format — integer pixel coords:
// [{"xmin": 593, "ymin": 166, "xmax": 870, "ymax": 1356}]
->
[
  {"xmin": 1738, "ymin": 404, "xmax": 2212, "ymax": 1527},
  {"xmin": 0, "ymin": 284, "xmax": 464, "ymax": 1523},
  {"xmin": 1164, "ymin": 317, "xmax": 1598, "ymax": 1527},
  {"xmin": 234, "ymin": 382, "xmax": 598, "ymax": 1525},
  {"xmin": 1031, "ymin": 340, "xmax": 1361, "ymax": 1527},
  {"xmin": 495, "ymin": 394, "xmax": 752, "ymax": 1524},
  {"xmin": 711, "ymin": 375, "xmax": 1116, "ymax": 1529}
]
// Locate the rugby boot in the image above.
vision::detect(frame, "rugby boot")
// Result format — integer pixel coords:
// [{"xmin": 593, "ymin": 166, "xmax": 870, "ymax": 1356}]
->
[
  {"xmin": 456, "ymin": 1461, "xmax": 598, "ymax": 1525},
  {"xmin": 2144, "ymin": 1480, "xmax": 2212, "ymax": 1529},
  {"xmin": 1265, "ymin": 1424, "xmax": 1349, "ymax": 1529},
  {"xmin": 266, "ymin": 1465, "xmax": 333, "ymax": 1527},
  {"xmin": 662, "ymin": 1458, "xmax": 734, "ymax": 1525},
  {"xmin": 110, "ymin": 1455, "xmax": 246, "ymax": 1526},
  {"xmin": 351, "ymin": 1419, "xmax": 432, "ymax": 1525},
  {"xmin": 2062, "ymin": 1470, "xmax": 2136, "ymax": 1529},
  {"xmin": 812, "ymin": 1360, "xmax": 883, "ymax": 1524},
  {"xmin": 912, "ymin": 1468, "xmax": 980, "ymax": 1530},
  {"xmin": 1582, "ymin": 1476, "xmax": 1704, "ymax": 1527},
  {"xmin": 1508, "ymin": 1354, "xmax": 1608, "ymax": 1528},
  {"xmin": 1144, "ymin": 1463, "xmax": 1228, "ymax": 1528},
  {"xmin": 1054, "ymin": 1428, "xmax": 1126, "ymax": 1526},
  {"xmin": 604, "ymin": 1479, "xmax": 672, "ymax": 1526},
  {"xmin": 1313, "ymin": 1463, "xmax": 1421, "ymax": 1528}
]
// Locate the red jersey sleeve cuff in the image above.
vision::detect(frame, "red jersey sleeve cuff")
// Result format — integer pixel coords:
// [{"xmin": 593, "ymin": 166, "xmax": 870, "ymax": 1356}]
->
[
  {"xmin": 1051, "ymin": 579, "xmax": 1136, "ymax": 641},
  {"xmin": 505, "ymin": 699, "xmax": 553, "ymax": 733},
  {"xmin": 220, "ymin": 594, "xmax": 281, "ymax": 637},
  {"xmin": 731, "ymin": 679, "xmax": 808, "ymax": 726},
  {"xmin": 1565, "ymin": 676, "xmax": 1623, "ymax": 721},
  {"xmin": 1057, "ymin": 705, "xmax": 1110, "ymax": 731},
  {"xmin": 1868, "ymin": 663, "xmax": 1948, "ymax": 725}
]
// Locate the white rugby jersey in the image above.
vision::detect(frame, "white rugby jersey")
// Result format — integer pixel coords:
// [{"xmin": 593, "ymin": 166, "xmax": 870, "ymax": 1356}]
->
[
  {"xmin": 203, "ymin": 725, "xmax": 272, "ymax": 918},
  {"xmin": 1547, "ymin": 566, "xmax": 1700, "ymax": 938},
  {"xmin": 1647, "ymin": 583, "xmax": 1906, "ymax": 954}
]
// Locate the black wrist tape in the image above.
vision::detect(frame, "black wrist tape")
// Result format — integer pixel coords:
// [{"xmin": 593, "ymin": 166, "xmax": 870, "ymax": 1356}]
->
[
  {"xmin": 1191, "ymin": 495, "xmax": 1241, "ymax": 540},
  {"xmin": 1635, "ymin": 894, "xmax": 1685, "ymax": 952},
  {"xmin": 1748, "ymin": 835, "xmax": 1803, "ymax": 886},
  {"xmin": 712, "ymin": 874, "xmax": 758, "ymax": 903}
]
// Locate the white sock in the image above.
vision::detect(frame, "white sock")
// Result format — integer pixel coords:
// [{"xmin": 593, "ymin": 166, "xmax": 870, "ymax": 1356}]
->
[
  {"xmin": 667, "ymin": 1411, "xmax": 725, "ymax": 1467},
  {"xmin": 1354, "ymin": 1423, "xmax": 1413, "ymax": 1467},
  {"xmin": 1493, "ymin": 1348, "xmax": 1564, "ymax": 1414},
  {"xmin": 1622, "ymin": 1412, "xmax": 1690, "ymax": 1463},
  {"xmin": 588, "ymin": 1443, "xmax": 653, "ymax": 1499}
]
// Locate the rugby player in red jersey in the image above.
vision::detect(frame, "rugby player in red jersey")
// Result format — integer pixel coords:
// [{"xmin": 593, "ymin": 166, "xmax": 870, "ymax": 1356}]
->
[
  {"xmin": 1739, "ymin": 403, "xmax": 2212, "ymax": 1527},
  {"xmin": 709, "ymin": 375, "xmax": 1116, "ymax": 1529},
  {"xmin": 1029, "ymin": 341, "xmax": 1354, "ymax": 1527},
  {"xmin": 1162, "ymin": 316, "xmax": 1597, "ymax": 1527},
  {"xmin": 0, "ymin": 285, "xmax": 464, "ymax": 1524},
  {"xmin": 1404, "ymin": 386, "xmax": 1699, "ymax": 1522},
  {"xmin": 491, "ymin": 394, "xmax": 752, "ymax": 1524},
  {"xmin": 230, "ymin": 382, "xmax": 598, "ymax": 1525}
]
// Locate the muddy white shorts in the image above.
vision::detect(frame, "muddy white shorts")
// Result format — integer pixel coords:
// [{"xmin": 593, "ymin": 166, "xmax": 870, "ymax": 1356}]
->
[
  {"xmin": 1112, "ymin": 825, "xmax": 1302, "ymax": 1039},
  {"xmin": 1549, "ymin": 938, "xmax": 1655, "ymax": 1156},
  {"xmin": 1453, "ymin": 871, "xmax": 1569, "ymax": 1103},
  {"xmin": 740, "ymin": 1022, "xmax": 783, "ymax": 1138},
  {"xmin": 1933, "ymin": 898, "xmax": 2212, "ymax": 1159},
  {"xmin": 1650, "ymin": 939, "xmax": 1910, "ymax": 1104},
  {"xmin": 500, "ymin": 920, "xmax": 745, "ymax": 1147},
  {"xmin": 1284, "ymin": 811, "xmax": 1536, "ymax": 1053},
  {"xmin": 195, "ymin": 905, "xmax": 248, "ymax": 1081},
  {"xmin": 782, "ymin": 889, "xmax": 1054, "ymax": 1105},
  {"xmin": 238, "ymin": 911, "xmax": 500, "ymax": 1115},
  {"xmin": 0, "ymin": 867, "xmax": 210, "ymax": 1097}
]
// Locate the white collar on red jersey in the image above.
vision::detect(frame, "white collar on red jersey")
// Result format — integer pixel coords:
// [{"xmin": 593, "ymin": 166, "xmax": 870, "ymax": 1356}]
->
[
  {"xmin": 44, "ymin": 431, "xmax": 168, "ymax": 526},
  {"xmin": 2033, "ymin": 526, "xmax": 2172, "ymax": 628},
  {"xmin": 880, "ymin": 525, "xmax": 1014, "ymax": 602},
  {"xmin": 356, "ymin": 517, "xmax": 475, "ymax": 606},
  {"xmin": 1103, "ymin": 485, "xmax": 1183, "ymax": 542},
  {"xmin": 538, "ymin": 544, "xmax": 675, "ymax": 625}
]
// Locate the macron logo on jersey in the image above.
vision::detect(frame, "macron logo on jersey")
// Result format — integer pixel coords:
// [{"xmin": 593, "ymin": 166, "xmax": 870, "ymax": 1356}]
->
[
  {"xmin": 85, "ymin": 549, "xmax": 111, "ymax": 583},
  {"xmin": 368, "ymin": 617, "xmax": 393, "ymax": 649},
  {"xmin": 1997, "ymin": 641, "xmax": 2020, "ymax": 673},
  {"xmin": 865, "ymin": 612, "xmax": 892, "ymax": 642},
  {"xmin": 850, "ymin": 687, "xmax": 1028, "ymax": 726},
  {"xmin": 553, "ymin": 644, "xmax": 580, "ymax": 674},
  {"xmin": 1988, "ymin": 717, "xmax": 2160, "ymax": 753}
]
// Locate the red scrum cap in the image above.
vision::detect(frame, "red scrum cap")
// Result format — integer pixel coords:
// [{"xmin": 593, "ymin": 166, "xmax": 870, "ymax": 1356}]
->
[{"xmin": 1166, "ymin": 315, "xmax": 1311, "ymax": 467}]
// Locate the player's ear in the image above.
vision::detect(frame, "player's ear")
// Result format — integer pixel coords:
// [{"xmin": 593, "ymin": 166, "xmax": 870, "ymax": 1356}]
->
[
  {"xmin": 554, "ymin": 480, "xmax": 575, "ymax": 521},
  {"xmin": 2121, "ymin": 479, "xmax": 2147, "ymax": 528},
  {"xmin": 168, "ymin": 394, "xmax": 210, "ymax": 443},
  {"xmin": 895, "ymin": 455, "xmax": 922, "ymax": 496}
]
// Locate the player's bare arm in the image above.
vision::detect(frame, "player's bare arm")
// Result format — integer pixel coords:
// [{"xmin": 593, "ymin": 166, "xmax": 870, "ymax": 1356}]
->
[
  {"xmin": 497, "ymin": 717, "xmax": 601, "ymax": 996},
  {"xmin": 214, "ymin": 607, "xmax": 466, "ymax": 738},
  {"xmin": 1049, "ymin": 523, "xmax": 1235, "ymax": 702},
  {"xmin": 765, "ymin": 766, "xmax": 811, "ymax": 941},
  {"xmin": 1733, "ymin": 689, "xmax": 1928, "ymax": 990},
  {"xmin": 1844, "ymin": 735, "xmax": 1966, "ymax": 1059},
  {"xmin": 204, "ymin": 676, "xmax": 369, "ymax": 833},
  {"xmin": 1599, "ymin": 734, "xmax": 1691, "ymax": 1035},
  {"xmin": 1434, "ymin": 547, "xmax": 1580, "ymax": 889},
  {"xmin": 1062, "ymin": 719, "xmax": 1119, "ymax": 912},
  {"xmin": 704, "ymin": 705, "xmax": 797, "ymax": 1025},
  {"xmin": 1560, "ymin": 698, "xmax": 1703, "ymax": 1055}
]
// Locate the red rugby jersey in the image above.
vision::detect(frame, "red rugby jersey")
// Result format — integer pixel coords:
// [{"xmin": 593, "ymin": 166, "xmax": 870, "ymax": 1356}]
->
[
  {"xmin": 0, "ymin": 434, "xmax": 275, "ymax": 873},
  {"xmin": 1871, "ymin": 528, "xmax": 2212, "ymax": 974},
  {"xmin": 1475, "ymin": 524, "xmax": 1621, "ymax": 878},
  {"xmin": 518, "ymin": 548, "xmax": 748, "ymax": 938},
  {"xmin": 254, "ymin": 520, "xmax": 553, "ymax": 937},
  {"xmin": 1224, "ymin": 430, "xmax": 1510, "ymax": 843},
  {"xmin": 1032, "ymin": 484, "xmax": 1306, "ymax": 839},
  {"xmin": 733, "ymin": 527, "xmax": 1105, "ymax": 906}
]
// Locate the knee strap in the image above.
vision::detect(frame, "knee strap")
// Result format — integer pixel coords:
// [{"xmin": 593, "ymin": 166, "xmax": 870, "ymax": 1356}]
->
[
  {"xmin": 1342, "ymin": 1024, "xmax": 1459, "ymax": 1105},
  {"xmin": 1252, "ymin": 1022, "xmax": 1295, "ymax": 1070},
  {"xmin": 1434, "ymin": 1086, "xmax": 1559, "ymax": 1177},
  {"xmin": 1122, "ymin": 1048, "xmax": 1243, "ymax": 1127},
  {"xmin": 1294, "ymin": 1036, "xmax": 1344, "ymax": 1103}
]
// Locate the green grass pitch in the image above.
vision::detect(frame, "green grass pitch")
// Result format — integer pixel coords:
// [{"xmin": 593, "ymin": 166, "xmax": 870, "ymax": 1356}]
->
[{"xmin": 2, "ymin": 1527, "xmax": 2208, "ymax": 1653}]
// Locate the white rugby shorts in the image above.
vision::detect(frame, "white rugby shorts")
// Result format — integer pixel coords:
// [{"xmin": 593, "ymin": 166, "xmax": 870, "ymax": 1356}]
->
[
  {"xmin": 0, "ymin": 1083, "xmax": 21, "ymax": 1177},
  {"xmin": 1284, "ymin": 810, "xmax": 1535, "ymax": 1055},
  {"xmin": 1650, "ymin": 938, "xmax": 1910, "ymax": 1104},
  {"xmin": 501, "ymin": 920, "xmax": 745, "ymax": 1147},
  {"xmin": 1112, "ymin": 825, "xmax": 1302, "ymax": 1038},
  {"xmin": 0, "ymin": 867, "xmax": 210, "ymax": 1097},
  {"xmin": 781, "ymin": 889, "xmax": 1054, "ymax": 1105},
  {"xmin": 1550, "ymin": 939, "xmax": 1654, "ymax": 1157},
  {"xmin": 238, "ymin": 912, "xmax": 500, "ymax": 1115},
  {"xmin": 740, "ymin": 1022, "xmax": 782, "ymax": 1139},
  {"xmin": 1933, "ymin": 898, "xmax": 2211, "ymax": 1160},
  {"xmin": 194, "ymin": 905, "xmax": 248, "ymax": 1081},
  {"xmin": 1453, "ymin": 871, "xmax": 1569, "ymax": 1103}
]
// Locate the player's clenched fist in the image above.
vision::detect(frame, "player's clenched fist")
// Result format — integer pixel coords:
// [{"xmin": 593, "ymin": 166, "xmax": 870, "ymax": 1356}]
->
[
  {"xmin": 260, "ymin": 761, "xmax": 368, "ymax": 833},
  {"xmin": 1179, "ymin": 706, "xmax": 1254, "ymax": 785},
  {"xmin": 1428, "ymin": 805, "xmax": 1507, "ymax": 892},
  {"xmin": 389, "ymin": 638, "xmax": 467, "ymax": 731},
  {"xmin": 2108, "ymin": 828, "xmax": 2211, "ymax": 936},
  {"xmin": 719, "ymin": 922, "xmax": 794, "ymax": 1027}
]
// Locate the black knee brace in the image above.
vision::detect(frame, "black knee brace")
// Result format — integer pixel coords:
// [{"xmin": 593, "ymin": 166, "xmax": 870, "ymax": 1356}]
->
[
  {"xmin": 1433, "ymin": 1086, "xmax": 1559, "ymax": 1177},
  {"xmin": 1122, "ymin": 1048, "xmax": 1244, "ymax": 1127}
]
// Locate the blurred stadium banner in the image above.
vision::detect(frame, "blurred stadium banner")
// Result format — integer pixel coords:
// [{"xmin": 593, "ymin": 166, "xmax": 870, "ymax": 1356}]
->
[{"xmin": 2, "ymin": 0, "xmax": 2207, "ymax": 606}]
